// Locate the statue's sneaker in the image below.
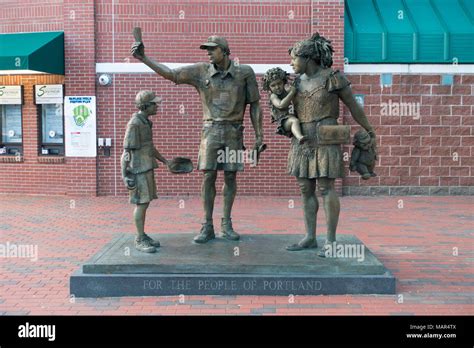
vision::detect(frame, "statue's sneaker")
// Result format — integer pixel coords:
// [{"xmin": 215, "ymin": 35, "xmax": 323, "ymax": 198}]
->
[
  {"xmin": 142, "ymin": 233, "xmax": 160, "ymax": 247},
  {"xmin": 134, "ymin": 236, "xmax": 157, "ymax": 253},
  {"xmin": 221, "ymin": 218, "xmax": 240, "ymax": 241},
  {"xmin": 193, "ymin": 223, "xmax": 215, "ymax": 244}
]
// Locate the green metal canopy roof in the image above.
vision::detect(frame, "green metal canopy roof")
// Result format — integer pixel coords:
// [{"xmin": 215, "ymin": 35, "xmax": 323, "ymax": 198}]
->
[
  {"xmin": 345, "ymin": 0, "xmax": 474, "ymax": 63},
  {"xmin": 0, "ymin": 31, "xmax": 64, "ymax": 74}
]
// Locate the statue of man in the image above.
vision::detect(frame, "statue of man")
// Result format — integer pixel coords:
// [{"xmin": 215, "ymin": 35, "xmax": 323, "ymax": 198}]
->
[
  {"xmin": 131, "ymin": 35, "xmax": 264, "ymax": 243},
  {"xmin": 121, "ymin": 91, "xmax": 169, "ymax": 253}
]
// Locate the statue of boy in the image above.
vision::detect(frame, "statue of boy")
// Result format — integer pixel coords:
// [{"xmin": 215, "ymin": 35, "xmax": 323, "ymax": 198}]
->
[{"xmin": 121, "ymin": 91, "xmax": 169, "ymax": 253}]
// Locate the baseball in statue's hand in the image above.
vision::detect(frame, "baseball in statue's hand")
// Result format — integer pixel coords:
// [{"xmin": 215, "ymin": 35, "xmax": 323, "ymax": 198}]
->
[{"xmin": 131, "ymin": 42, "xmax": 145, "ymax": 61}]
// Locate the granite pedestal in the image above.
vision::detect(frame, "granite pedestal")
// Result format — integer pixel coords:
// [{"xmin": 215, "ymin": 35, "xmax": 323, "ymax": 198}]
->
[{"xmin": 70, "ymin": 234, "xmax": 396, "ymax": 297}]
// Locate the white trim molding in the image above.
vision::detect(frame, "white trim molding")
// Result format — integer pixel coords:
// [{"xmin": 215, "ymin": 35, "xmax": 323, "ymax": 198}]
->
[
  {"xmin": 0, "ymin": 70, "xmax": 47, "ymax": 75},
  {"xmin": 344, "ymin": 64, "xmax": 474, "ymax": 74},
  {"xmin": 96, "ymin": 63, "xmax": 474, "ymax": 75},
  {"xmin": 96, "ymin": 63, "xmax": 294, "ymax": 75}
]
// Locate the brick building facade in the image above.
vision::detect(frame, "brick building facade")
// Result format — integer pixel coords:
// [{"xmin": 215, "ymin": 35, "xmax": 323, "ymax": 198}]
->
[{"xmin": 0, "ymin": 0, "xmax": 472, "ymax": 196}]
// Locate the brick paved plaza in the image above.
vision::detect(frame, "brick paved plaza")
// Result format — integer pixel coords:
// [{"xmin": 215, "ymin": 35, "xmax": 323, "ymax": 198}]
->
[{"xmin": 0, "ymin": 194, "xmax": 472, "ymax": 315}]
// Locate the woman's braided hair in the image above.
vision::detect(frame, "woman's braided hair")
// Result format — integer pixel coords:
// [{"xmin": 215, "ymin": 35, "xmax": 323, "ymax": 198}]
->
[{"xmin": 288, "ymin": 32, "xmax": 334, "ymax": 68}]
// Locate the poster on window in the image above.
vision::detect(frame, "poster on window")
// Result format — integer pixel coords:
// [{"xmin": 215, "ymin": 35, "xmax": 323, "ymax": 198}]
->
[{"xmin": 64, "ymin": 96, "xmax": 96, "ymax": 157}]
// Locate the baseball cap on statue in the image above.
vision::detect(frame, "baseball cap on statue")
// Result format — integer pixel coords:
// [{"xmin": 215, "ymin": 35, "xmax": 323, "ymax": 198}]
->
[
  {"xmin": 200, "ymin": 36, "xmax": 230, "ymax": 53},
  {"xmin": 135, "ymin": 91, "xmax": 162, "ymax": 106}
]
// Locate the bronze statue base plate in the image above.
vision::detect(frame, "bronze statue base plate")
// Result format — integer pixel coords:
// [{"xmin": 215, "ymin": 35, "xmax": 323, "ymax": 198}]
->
[{"xmin": 70, "ymin": 234, "xmax": 396, "ymax": 297}]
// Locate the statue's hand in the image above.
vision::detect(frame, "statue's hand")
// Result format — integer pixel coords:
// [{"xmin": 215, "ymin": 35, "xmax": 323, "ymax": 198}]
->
[
  {"xmin": 131, "ymin": 42, "xmax": 145, "ymax": 61},
  {"xmin": 252, "ymin": 139, "xmax": 267, "ymax": 165},
  {"xmin": 253, "ymin": 136, "xmax": 265, "ymax": 151}
]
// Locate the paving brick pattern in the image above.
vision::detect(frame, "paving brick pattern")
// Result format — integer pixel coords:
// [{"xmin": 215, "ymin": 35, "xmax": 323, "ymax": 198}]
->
[{"xmin": 0, "ymin": 194, "xmax": 472, "ymax": 315}]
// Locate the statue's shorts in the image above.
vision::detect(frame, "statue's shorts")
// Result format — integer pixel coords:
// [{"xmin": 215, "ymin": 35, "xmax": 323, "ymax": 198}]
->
[
  {"xmin": 198, "ymin": 121, "xmax": 245, "ymax": 172},
  {"xmin": 128, "ymin": 170, "xmax": 157, "ymax": 204}
]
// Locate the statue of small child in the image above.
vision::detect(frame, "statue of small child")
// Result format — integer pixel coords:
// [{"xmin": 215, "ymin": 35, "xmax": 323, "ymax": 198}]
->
[
  {"xmin": 350, "ymin": 129, "xmax": 377, "ymax": 180},
  {"xmin": 262, "ymin": 67, "xmax": 307, "ymax": 143}
]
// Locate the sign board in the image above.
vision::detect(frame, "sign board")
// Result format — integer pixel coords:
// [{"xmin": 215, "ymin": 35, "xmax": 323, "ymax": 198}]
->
[
  {"xmin": 64, "ymin": 96, "xmax": 96, "ymax": 157},
  {"xmin": 0, "ymin": 86, "xmax": 22, "ymax": 104},
  {"xmin": 35, "ymin": 84, "xmax": 64, "ymax": 104}
]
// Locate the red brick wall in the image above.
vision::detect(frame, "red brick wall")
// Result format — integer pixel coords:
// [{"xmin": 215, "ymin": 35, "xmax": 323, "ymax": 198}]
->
[
  {"xmin": 0, "ymin": 0, "xmax": 98, "ymax": 195},
  {"xmin": 343, "ymin": 74, "xmax": 473, "ymax": 195},
  {"xmin": 95, "ymin": 0, "xmax": 312, "ymax": 64},
  {"xmin": 0, "ymin": 75, "xmax": 69, "ymax": 195},
  {"xmin": 95, "ymin": 0, "xmax": 348, "ymax": 197},
  {"xmin": 0, "ymin": 2, "xmax": 68, "ymax": 195},
  {"xmin": 1, "ymin": 0, "xmax": 472, "ymax": 197},
  {"xmin": 63, "ymin": 0, "xmax": 98, "ymax": 195},
  {"xmin": 0, "ymin": 0, "xmax": 63, "ymax": 33}
]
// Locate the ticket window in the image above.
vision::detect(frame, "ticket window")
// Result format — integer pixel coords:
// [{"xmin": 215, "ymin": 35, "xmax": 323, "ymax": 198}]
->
[
  {"xmin": 0, "ymin": 104, "xmax": 23, "ymax": 155},
  {"xmin": 39, "ymin": 103, "xmax": 64, "ymax": 155},
  {"xmin": 34, "ymin": 85, "xmax": 64, "ymax": 156}
]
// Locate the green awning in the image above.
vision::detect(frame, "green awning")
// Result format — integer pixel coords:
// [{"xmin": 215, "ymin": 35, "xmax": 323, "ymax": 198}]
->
[
  {"xmin": 0, "ymin": 31, "xmax": 64, "ymax": 75},
  {"xmin": 345, "ymin": 0, "xmax": 474, "ymax": 63}
]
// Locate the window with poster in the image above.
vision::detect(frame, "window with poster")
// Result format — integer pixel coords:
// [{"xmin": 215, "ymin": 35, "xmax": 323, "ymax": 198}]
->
[
  {"xmin": 0, "ymin": 86, "xmax": 23, "ymax": 156},
  {"xmin": 35, "ymin": 84, "xmax": 65, "ymax": 156}
]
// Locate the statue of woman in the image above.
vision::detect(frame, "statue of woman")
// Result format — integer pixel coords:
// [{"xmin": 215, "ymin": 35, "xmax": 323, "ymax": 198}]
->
[{"xmin": 285, "ymin": 33, "xmax": 377, "ymax": 253}]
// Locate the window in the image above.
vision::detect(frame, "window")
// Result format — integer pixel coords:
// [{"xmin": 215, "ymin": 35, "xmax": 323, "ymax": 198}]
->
[
  {"xmin": 34, "ymin": 84, "xmax": 65, "ymax": 156},
  {"xmin": 0, "ymin": 104, "xmax": 23, "ymax": 155},
  {"xmin": 39, "ymin": 103, "xmax": 64, "ymax": 155}
]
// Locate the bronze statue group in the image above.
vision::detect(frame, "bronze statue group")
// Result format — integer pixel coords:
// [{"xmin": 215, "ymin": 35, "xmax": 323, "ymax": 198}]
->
[{"xmin": 123, "ymin": 32, "xmax": 377, "ymax": 255}]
